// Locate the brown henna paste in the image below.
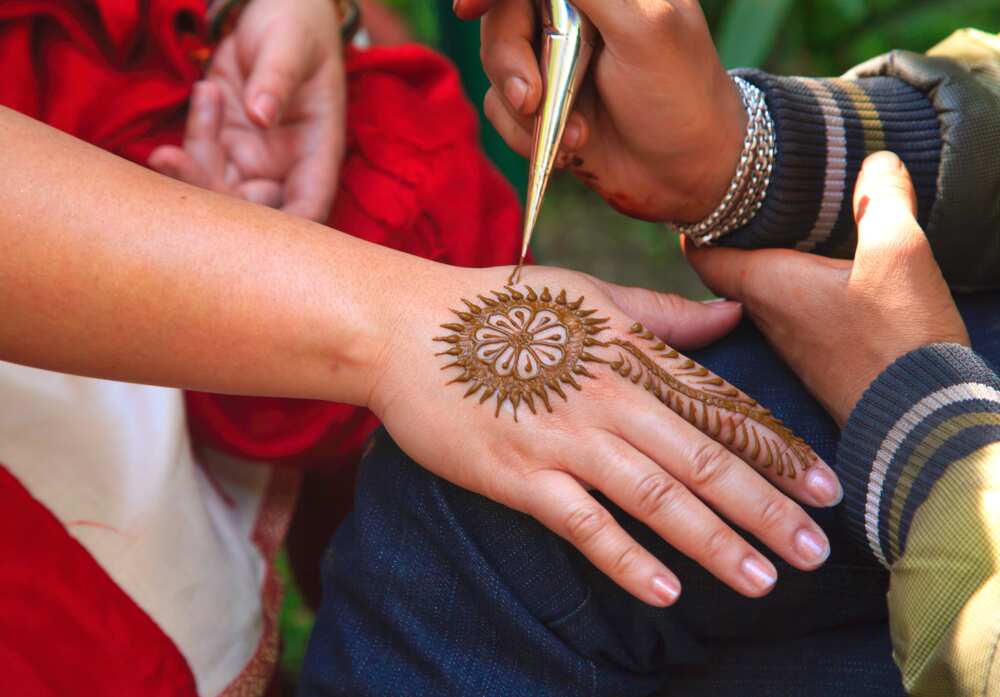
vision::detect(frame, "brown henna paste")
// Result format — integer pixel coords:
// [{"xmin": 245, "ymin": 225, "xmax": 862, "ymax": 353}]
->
[
  {"xmin": 435, "ymin": 287, "xmax": 816, "ymax": 478},
  {"xmin": 434, "ymin": 286, "xmax": 609, "ymax": 419}
]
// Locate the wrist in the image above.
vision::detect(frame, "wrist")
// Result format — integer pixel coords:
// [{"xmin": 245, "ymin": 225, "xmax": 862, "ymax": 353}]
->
[
  {"xmin": 669, "ymin": 76, "xmax": 774, "ymax": 243},
  {"xmin": 671, "ymin": 76, "xmax": 748, "ymax": 223}
]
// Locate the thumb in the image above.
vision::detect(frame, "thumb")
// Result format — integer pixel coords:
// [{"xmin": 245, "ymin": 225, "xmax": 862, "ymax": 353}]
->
[
  {"xmin": 852, "ymin": 151, "xmax": 926, "ymax": 273},
  {"xmin": 244, "ymin": 27, "xmax": 313, "ymax": 128},
  {"xmin": 596, "ymin": 280, "xmax": 743, "ymax": 351}
]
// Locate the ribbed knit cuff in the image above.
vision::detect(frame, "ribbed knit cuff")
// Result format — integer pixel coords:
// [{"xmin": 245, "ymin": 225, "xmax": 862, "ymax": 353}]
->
[
  {"xmin": 838, "ymin": 344, "xmax": 1000, "ymax": 568},
  {"xmin": 723, "ymin": 70, "xmax": 941, "ymax": 257}
]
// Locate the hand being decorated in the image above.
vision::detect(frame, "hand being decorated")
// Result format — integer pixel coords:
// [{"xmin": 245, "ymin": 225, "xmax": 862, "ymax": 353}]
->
[
  {"xmin": 370, "ymin": 265, "xmax": 843, "ymax": 607},
  {"xmin": 149, "ymin": 0, "xmax": 347, "ymax": 222}
]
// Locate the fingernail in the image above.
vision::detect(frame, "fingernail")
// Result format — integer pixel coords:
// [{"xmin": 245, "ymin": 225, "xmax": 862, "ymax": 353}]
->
[
  {"xmin": 651, "ymin": 576, "xmax": 681, "ymax": 606},
  {"xmin": 864, "ymin": 150, "xmax": 903, "ymax": 174},
  {"xmin": 806, "ymin": 468, "xmax": 843, "ymax": 506},
  {"xmin": 741, "ymin": 557, "xmax": 776, "ymax": 593},
  {"xmin": 504, "ymin": 76, "xmax": 529, "ymax": 111},
  {"xmin": 794, "ymin": 529, "xmax": 831, "ymax": 566},
  {"xmin": 564, "ymin": 121, "xmax": 582, "ymax": 148},
  {"xmin": 252, "ymin": 93, "xmax": 280, "ymax": 127},
  {"xmin": 704, "ymin": 299, "xmax": 741, "ymax": 311}
]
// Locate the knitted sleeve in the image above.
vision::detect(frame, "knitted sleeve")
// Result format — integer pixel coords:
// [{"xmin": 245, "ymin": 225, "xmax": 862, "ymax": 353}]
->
[
  {"xmin": 837, "ymin": 344, "xmax": 1000, "ymax": 696},
  {"xmin": 724, "ymin": 29, "xmax": 1000, "ymax": 291}
]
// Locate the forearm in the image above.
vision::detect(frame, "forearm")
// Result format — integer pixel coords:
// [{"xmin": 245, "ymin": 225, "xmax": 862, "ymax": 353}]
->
[
  {"xmin": 838, "ymin": 344, "xmax": 1000, "ymax": 695},
  {"xmin": 0, "ymin": 106, "xmax": 427, "ymax": 405}
]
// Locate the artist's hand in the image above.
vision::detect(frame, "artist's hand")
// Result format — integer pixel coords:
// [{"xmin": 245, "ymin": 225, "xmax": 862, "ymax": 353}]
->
[
  {"xmin": 687, "ymin": 152, "xmax": 970, "ymax": 427},
  {"xmin": 455, "ymin": 0, "xmax": 743, "ymax": 222},
  {"xmin": 369, "ymin": 265, "xmax": 843, "ymax": 607},
  {"xmin": 149, "ymin": 0, "xmax": 346, "ymax": 221}
]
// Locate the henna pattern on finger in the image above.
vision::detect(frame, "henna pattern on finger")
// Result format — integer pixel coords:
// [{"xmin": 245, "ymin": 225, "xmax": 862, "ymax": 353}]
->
[
  {"xmin": 607, "ymin": 324, "xmax": 817, "ymax": 478},
  {"xmin": 435, "ymin": 287, "xmax": 817, "ymax": 478}
]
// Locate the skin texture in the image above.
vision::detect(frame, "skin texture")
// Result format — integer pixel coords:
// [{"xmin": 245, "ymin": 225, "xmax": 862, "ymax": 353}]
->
[
  {"xmin": 687, "ymin": 152, "xmax": 971, "ymax": 427},
  {"xmin": 149, "ymin": 0, "xmax": 346, "ymax": 222},
  {"xmin": 0, "ymin": 106, "xmax": 841, "ymax": 608},
  {"xmin": 455, "ymin": 0, "xmax": 746, "ymax": 222}
]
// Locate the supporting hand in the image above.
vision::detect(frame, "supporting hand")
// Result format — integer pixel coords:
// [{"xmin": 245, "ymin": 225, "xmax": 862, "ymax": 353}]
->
[
  {"xmin": 149, "ymin": 0, "xmax": 346, "ymax": 222},
  {"xmin": 455, "ymin": 0, "xmax": 744, "ymax": 223},
  {"xmin": 686, "ymin": 152, "xmax": 970, "ymax": 427}
]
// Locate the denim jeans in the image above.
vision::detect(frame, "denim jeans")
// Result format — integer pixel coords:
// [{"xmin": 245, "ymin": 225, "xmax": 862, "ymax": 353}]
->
[{"xmin": 299, "ymin": 292, "xmax": 1000, "ymax": 697}]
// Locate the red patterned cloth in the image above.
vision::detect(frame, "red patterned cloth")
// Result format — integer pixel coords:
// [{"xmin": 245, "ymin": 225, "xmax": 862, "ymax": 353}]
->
[{"xmin": 0, "ymin": 0, "xmax": 522, "ymax": 693}]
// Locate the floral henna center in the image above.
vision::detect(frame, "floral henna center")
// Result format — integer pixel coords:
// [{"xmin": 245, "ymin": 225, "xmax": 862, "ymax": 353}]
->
[
  {"xmin": 435, "ymin": 287, "xmax": 817, "ymax": 477},
  {"xmin": 433, "ymin": 286, "xmax": 609, "ymax": 420}
]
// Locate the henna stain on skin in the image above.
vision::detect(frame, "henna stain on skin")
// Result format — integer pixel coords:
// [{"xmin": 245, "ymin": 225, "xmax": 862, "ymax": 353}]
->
[
  {"xmin": 434, "ymin": 286, "xmax": 609, "ymax": 419},
  {"xmin": 436, "ymin": 286, "xmax": 817, "ymax": 478}
]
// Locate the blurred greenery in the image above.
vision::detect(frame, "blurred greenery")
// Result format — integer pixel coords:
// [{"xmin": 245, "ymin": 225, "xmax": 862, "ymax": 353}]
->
[{"xmin": 279, "ymin": 0, "xmax": 999, "ymax": 686}]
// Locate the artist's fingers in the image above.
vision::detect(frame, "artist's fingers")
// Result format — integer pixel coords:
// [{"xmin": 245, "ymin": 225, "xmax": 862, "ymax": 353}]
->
[
  {"xmin": 523, "ymin": 470, "xmax": 682, "ymax": 607},
  {"xmin": 453, "ymin": 0, "xmax": 498, "ymax": 20},
  {"xmin": 480, "ymin": 0, "xmax": 541, "ymax": 116},
  {"xmin": 572, "ymin": 0, "xmax": 707, "ymax": 61},
  {"xmin": 484, "ymin": 86, "xmax": 588, "ymax": 165},
  {"xmin": 484, "ymin": 86, "xmax": 534, "ymax": 157},
  {"xmin": 616, "ymin": 403, "xmax": 832, "ymax": 572},
  {"xmin": 582, "ymin": 436, "xmax": 778, "ymax": 597},
  {"xmin": 596, "ymin": 279, "xmax": 742, "ymax": 350}
]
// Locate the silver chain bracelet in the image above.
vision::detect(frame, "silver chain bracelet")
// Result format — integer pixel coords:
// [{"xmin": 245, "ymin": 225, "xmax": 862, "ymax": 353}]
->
[{"xmin": 671, "ymin": 76, "xmax": 776, "ymax": 246}]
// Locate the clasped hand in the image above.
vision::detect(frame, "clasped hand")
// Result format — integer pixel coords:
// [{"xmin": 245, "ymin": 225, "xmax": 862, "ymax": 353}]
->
[{"xmin": 150, "ymin": 0, "xmax": 346, "ymax": 222}]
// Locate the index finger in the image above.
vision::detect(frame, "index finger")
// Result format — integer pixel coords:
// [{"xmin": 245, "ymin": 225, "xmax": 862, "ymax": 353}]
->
[
  {"xmin": 453, "ymin": 0, "xmax": 500, "ymax": 20},
  {"xmin": 480, "ymin": 0, "xmax": 542, "ymax": 116}
]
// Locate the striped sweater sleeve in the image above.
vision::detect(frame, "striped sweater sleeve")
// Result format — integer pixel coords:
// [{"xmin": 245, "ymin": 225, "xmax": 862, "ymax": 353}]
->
[
  {"xmin": 725, "ymin": 68, "xmax": 942, "ymax": 259},
  {"xmin": 837, "ymin": 344, "xmax": 1000, "ymax": 696},
  {"xmin": 723, "ymin": 30, "xmax": 1000, "ymax": 291}
]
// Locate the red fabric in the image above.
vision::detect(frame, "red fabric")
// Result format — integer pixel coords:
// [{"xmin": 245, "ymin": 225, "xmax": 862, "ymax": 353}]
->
[
  {"xmin": 0, "ymin": 0, "xmax": 523, "ymax": 688},
  {"xmin": 0, "ymin": 0, "xmax": 521, "ymax": 475},
  {"xmin": 185, "ymin": 45, "xmax": 523, "ymax": 470},
  {"xmin": 0, "ymin": 465, "xmax": 199, "ymax": 696}
]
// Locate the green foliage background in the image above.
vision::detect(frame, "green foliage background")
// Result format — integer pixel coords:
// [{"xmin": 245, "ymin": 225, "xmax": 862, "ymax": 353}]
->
[{"xmin": 279, "ymin": 0, "xmax": 1000, "ymax": 685}]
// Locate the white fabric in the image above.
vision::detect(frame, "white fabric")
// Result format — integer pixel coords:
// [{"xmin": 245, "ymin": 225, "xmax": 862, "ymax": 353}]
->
[{"xmin": 0, "ymin": 362, "xmax": 271, "ymax": 696}]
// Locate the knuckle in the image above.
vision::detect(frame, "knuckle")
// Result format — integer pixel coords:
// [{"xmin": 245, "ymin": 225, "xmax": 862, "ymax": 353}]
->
[
  {"xmin": 635, "ymin": 472, "xmax": 683, "ymax": 517},
  {"xmin": 703, "ymin": 527, "xmax": 735, "ymax": 562},
  {"xmin": 689, "ymin": 441, "xmax": 732, "ymax": 488},
  {"xmin": 564, "ymin": 506, "xmax": 611, "ymax": 546},
  {"xmin": 611, "ymin": 544, "xmax": 644, "ymax": 577},
  {"xmin": 647, "ymin": 2, "xmax": 681, "ymax": 34},
  {"xmin": 757, "ymin": 495, "xmax": 794, "ymax": 531}
]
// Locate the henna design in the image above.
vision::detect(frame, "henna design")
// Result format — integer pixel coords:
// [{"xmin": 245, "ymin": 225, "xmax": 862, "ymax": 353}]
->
[
  {"xmin": 434, "ymin": 286, "xmax": 609, "ymax": 420},
  {"xmin": 606, "ymin": 324, "xmax": 817, "ymax": 478},
  {"xmin": 435, "ymin": 287, "xmax": 816, "ymax": 478}
]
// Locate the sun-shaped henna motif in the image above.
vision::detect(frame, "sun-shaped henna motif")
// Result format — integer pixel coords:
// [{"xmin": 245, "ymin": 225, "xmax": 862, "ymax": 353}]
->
[
  {"xmin": 435, "ymin": 286, "xmax": 817, "ymax": 478},
  {"xmin": 434, "ymin": 286, "xmax": 609, "ymax": 419}
]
